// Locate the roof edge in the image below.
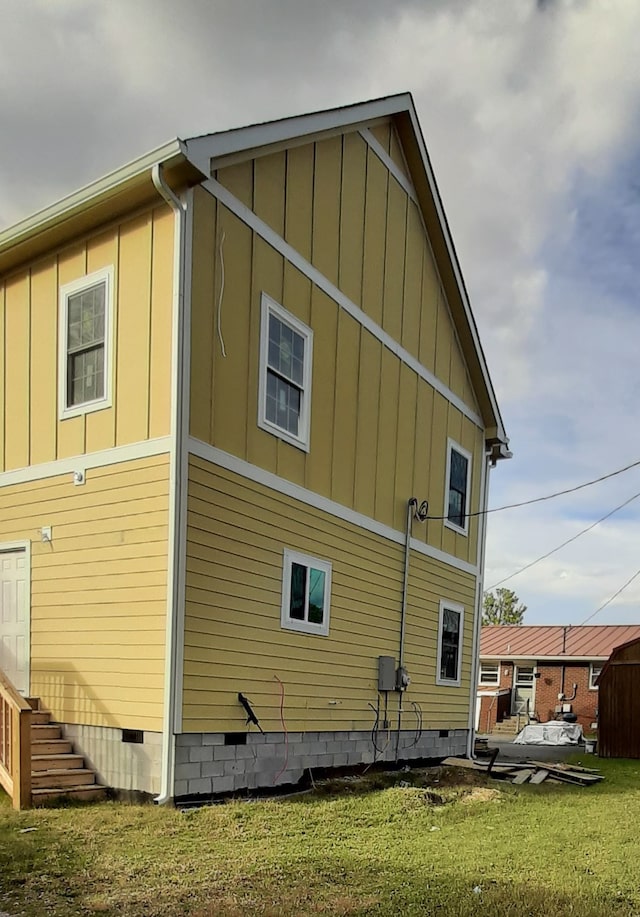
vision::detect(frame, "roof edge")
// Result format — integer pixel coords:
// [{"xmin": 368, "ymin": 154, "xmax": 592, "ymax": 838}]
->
[
  {"xmin": 184, "ymin": 93, "xmax": 413, "ymax": 171},
  {"xmin": 0, "ymin": 138, "xmax": 188, "ymax": 259}
]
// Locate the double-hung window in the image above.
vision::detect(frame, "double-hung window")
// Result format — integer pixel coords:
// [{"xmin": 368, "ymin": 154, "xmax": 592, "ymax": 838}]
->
[
  {"xmin": 436, "ymin": 600, "xmax": 464, "ymax": 686},
  {"xmin": 589, "ymin": 663, "xmax": 603, "ymax": 690},
  {"xmin": 445, "ymin": 439, "xmax": 472, "ymax": 535},
  {"xmin": 258, "ymin": 294, "xmax": 313, "ymax": 451},
  {"xmin": 59, "ymin": 267, "xmax": 113, "ymax": 419},
  {"xmin": 281, "ymin": 549, "xmax": 331, "ymax": 636},
  {"xmin": 479, "ymin": 662, "xmax": 499, "ymax": 685}
]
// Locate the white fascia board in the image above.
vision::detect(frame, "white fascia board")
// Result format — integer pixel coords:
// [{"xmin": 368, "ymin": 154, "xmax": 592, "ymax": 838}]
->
[
  {"xmin": 0, "ymin": 139, "xmax": 187, "ymax": 256},
  {"xmin": 184, "ymin": 94, "xmax": 413, "ymax": 174},
  {"xmin": 404, "ymin": 104, "xmax": 507, "ymax": 446}
]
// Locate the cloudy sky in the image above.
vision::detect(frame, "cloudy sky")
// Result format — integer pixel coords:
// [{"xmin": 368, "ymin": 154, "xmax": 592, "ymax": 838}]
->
[{"xmin": 2, "ymin": 0, "xmax": 639, "ymax": 626}]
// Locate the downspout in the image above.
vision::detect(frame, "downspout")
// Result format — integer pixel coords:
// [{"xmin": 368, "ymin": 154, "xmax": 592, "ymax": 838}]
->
[
  {"xmin": 466, "ymin": 449, "xmax": 491, "ymax": 758},
  {"xmin": 152, "ymin": 163, "xmax": 187, "ymax": 804},
  {"xmin": 395, "ymin": 498, "xmax": 417, "ymax": 760}
]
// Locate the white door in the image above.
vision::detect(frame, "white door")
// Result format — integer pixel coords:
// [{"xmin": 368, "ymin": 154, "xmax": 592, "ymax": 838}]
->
[
  {"xmin": 512, "ymin": 665, "xmax": 535, "ymax": 717},
  {"xmin": 0, "ymin": 548, "xmax": 30, "ymax": 695}
]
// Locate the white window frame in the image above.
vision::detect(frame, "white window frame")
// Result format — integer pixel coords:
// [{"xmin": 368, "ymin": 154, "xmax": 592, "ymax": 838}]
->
[
  {"xmin": 258, "ymin": 293, "xmax": 313, "ymax": 452},
  {"xmin": 436, "ymin": 600, "xmax": 464, "ymax": 687},
  {"xmin": 589, "ymin": 662, "xmax": 603, "ymax": 690},
  {"xmin": 444, "ymin": 438, "xmax": 472, "ymax": 536},
  {"xmin": 58, "ymin": 267, "xmax": 114, "ymax": 420},
  {"xmin": 479, "ymin": 662, "xmax": 499, "ymax": 686},
  {"xmin": 280, "ymin": 549, "xmax": 331, "ymax": 637}
]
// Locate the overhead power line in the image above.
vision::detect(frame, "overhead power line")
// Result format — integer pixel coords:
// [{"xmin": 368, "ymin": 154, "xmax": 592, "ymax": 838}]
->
[
  {"xmin": 426, "ymin": 456, "xmax": 640, "ymax": 522},
  {"xmin": 485, "ymin": 490, "xmax": 640, "ymax": 591},
  {"xmin": 580, "ymin": 567, "xmax": 640, "ymax": 625}
]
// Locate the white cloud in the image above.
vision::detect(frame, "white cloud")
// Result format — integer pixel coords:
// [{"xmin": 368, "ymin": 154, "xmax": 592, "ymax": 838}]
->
[{"xmin": 2, "ymin": 0, "xmax": 640, "ymax": 623}]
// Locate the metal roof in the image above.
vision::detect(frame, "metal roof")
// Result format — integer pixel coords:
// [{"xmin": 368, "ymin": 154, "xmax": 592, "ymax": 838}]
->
[{"xmin": 480, "ymin": 625, "xmax": 640, "ymax": 660}]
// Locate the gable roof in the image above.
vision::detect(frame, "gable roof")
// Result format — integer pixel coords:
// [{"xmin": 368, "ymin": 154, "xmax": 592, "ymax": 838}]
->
[
  {"xmin": 184, "ymin": 93, "xmax": 508, "ymax": 450},
  {"xmin": 480, "ymin": 624, "xmax": 640, "ymax": 661},
  {"xmin": 0, "ymin": 93, "xmax": 507, "ymax": 450}
]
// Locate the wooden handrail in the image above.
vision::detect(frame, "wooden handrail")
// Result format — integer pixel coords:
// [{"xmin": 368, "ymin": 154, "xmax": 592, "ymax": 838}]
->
[{"xmin": 0, "ymin": 669, "xmax": 32, "ymax": 810}]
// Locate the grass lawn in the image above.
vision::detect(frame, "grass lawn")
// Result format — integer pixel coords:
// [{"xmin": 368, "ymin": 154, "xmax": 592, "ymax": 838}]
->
[{"xmin": 1, "ymin": 757, "xmax": 640, "ymax": 916}]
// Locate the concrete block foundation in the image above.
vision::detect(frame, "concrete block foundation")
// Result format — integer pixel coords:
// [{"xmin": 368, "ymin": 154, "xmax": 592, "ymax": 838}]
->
[{"xmin": 174, "ymin": 728, "xmax": 468, "ymax": 800}]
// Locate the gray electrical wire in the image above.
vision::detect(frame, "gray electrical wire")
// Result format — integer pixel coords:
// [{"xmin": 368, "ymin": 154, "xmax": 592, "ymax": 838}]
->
[
  {"xmin": 580, "ymin": 568, "xmax": 640, "ymax": 625},
  {"xmin": 486, "ymin": 490, "xmax": 640, "ymax": 591},
  {"xmin": 426, "ymin": 456, "xmax": 640, "ymax": 521}
]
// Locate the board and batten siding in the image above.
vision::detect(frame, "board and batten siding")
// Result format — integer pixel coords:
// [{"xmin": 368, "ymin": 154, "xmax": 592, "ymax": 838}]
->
[
  {"xmin": 0, "ymin": 205, "xmax": 175, "ymax": 472},
  {"xmin": 0, "ymin": 454, "xmax": 170, "ymax": 730},
  {"xmin": 182, "ymin": 457, "xmax": 476, "ymax": 734},
  {"xmin": 189, "ymin": 128, "xmax": 484, "ymax": 569}
]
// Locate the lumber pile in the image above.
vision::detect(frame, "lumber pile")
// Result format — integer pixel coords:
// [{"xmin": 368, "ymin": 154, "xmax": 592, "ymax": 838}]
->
[{"xmin": 442, "ymin": 755, "xmax": 603, "ymax": 786}]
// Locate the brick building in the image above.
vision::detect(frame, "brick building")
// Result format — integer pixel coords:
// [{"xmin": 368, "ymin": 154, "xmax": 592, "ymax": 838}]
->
[{"xmin": 476, "ymin": 625, "xmax": 640, "ymax": 735}]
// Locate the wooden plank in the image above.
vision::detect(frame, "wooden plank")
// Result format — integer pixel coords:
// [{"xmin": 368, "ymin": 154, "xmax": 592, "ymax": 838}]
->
[
  {"xmin": 338, "ymin": 132, "xmax": 367, "ymax": 306},
  {"xmin": 512, "ymin": 769, "xmax": 534, "ymax": 784},
  {"xmin": 285, "ymin": 143, "xmax": 314, "ymax": 261},
  {"xmin": 530, "ymin": 770, "xmax": 549, "ymax": 784},
  {"xmin": 5, "ymin": 273, "xmax": 31, "ymax": 469},
  {"xmin": 29, "ymin": 260, "xmax": 58, "ymax": 464},
  {"xmin": 254, "ymin": 151, "xmax": 286, "ymax": 236},
  {"xmin": 312, "ymin": 135, "xmax": 342, "ymax": 286},
  {"xmin": 362, "ymin": 148, "xmax": 388, "ymax": 326},
  {"xmin": 85, "ymin": 229, "xmax": 118, "ymax": 452},
  {"xmin": 116, "ymin": 213, "xmax": 153, "ymax": 444}
]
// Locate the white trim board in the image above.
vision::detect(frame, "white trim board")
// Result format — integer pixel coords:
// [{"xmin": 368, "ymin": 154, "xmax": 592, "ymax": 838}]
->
[
  {"xmin": 188, "ymin": 437, "xmax": 478, "ymax": 577},
  {"xmin": 0, "ymin": 436, "xmax": 171, "ymax": 489},
  {"xmin": 200, "ymin": 176, "xmax": 484, "ymax": 430},
  {"xmin": 359, "ymin": 128, "xmax": 417, "ymax": 204}
]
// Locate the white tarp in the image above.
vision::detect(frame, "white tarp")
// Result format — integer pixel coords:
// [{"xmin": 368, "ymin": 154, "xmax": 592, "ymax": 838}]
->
[{"xmin": 513, "ymin": 722, "xmax": 583, "ymax": 745}]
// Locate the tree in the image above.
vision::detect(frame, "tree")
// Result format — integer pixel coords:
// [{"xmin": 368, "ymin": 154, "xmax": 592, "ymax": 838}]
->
[{"xmin": 482, "ymin": 588, "xmax": 526, "ymax": 626}]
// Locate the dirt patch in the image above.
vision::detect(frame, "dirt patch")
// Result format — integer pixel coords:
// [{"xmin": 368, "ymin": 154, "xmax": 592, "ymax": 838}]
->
[{"xmin": 459, "ymin": 787, "xmax": 502, "ymax": 804}]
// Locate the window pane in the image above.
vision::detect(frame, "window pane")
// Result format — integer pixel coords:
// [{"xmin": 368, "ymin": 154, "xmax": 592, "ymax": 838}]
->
[
  {"xmin": 68, "ymin": 345, "xmax": 104, "ymax": 407},
  {"xmin": 265, "ymin": 370, "xmax": 300, "ymax": 436},
  {"xmin": 447, "ymin": 449, "xmax": 468, "ymax": 527},
  {"xmin": 307, "ymin": 568, "xmax": 326, "ymax": 624},
  {"xmin": 267, "ymin": 313, "xmax": 304, "ymax": 385},
  {"xmin": 289, "ymin": 563, "xmax": 306, "ymax": 620},
  {"xmin": 450, "ymin": 450, "xmax": 468, "ymax": 491},
  {"xmin": 440, "ymin": 608, "xmax": 460, "ymax": 680},
  {"xmin": 68, "ymin": 283, "xmax": 105, "ymax": 350}
]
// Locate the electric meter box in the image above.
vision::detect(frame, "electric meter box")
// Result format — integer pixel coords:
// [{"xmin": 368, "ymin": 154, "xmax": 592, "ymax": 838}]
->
[{"xmin": 378, "ymin": 656, "xmax": 396, "ymax": 692}]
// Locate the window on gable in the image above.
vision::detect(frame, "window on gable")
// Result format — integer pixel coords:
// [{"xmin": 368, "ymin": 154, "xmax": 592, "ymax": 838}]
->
[
  {"xmin": 479, "ymin": 662, "xmax": 499, "ymax": 685},
  {"xmin": 436, "ymin": 601, "xmax": 464, "ymax": 686},
  {"xmin": 445, "ymin": 440, "xmax": 471, "ymax": 535},
  {"xmin": 281, "ymin": 549, "xmax": 331, "ymax": 636},
  {"xmin": 59, "ymin": 268, "xmax": 113, "ymax": 419},
  {"xmin": 258, "ymin": 294, "xmax": 313, "ymax": 451},
  {"xmin": 589, "ymin": 662, "xmax": 603, "ymax": 690}
]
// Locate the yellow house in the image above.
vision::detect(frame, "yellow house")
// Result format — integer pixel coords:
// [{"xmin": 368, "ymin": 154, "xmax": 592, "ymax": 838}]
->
[{"xmin": 0, "ymin": 93, "xmax": 510, "ymax": 804}]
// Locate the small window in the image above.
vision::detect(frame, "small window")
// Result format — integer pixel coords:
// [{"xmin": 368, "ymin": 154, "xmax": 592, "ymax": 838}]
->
[
  {"xmin": 444, "ymin": 440, "xmax": 472, "ymax": 535},
  {"xmin": 589, "ymin": 663, "xmax": 603, "ymax": 690},
  {"xmin": 515, "ymin": 666, "xmax": 535, "ymax": 686},
  {"xmin": 479, "ymin": 663, "xmax": 499, "ymax": 685},
  {"xmin": 281, "ymin": 549, "xmax": 331, "ymax": 636},
  {"xmin": 59, "ymin": 267, "xmax": 113, "ymax": 419},
  {"xmin": 436, "ymin": 601, "xmax": 464, "ymax": 686},
  {"xmin": 258, "ymin": 294, "xmax": 313, "ymax": 451}
]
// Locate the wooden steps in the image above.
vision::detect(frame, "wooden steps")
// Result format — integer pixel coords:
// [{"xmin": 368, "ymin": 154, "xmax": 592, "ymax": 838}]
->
[{"xmin": 27, "ymin": 698, "xmax": 106, "ymax": 806}]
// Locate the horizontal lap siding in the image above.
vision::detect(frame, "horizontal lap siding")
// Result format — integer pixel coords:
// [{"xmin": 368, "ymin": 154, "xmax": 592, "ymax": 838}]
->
[
  {"xmin": 0, "ymin": 206, "xmax": 174, "ymax": 471},
  {"xmin": 0, "ymin": 454, "xmax": 170, "ymax": 730},
  {"xmin": 183, "ymin": 457, "xmax": 476, "ymax": 733}
]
